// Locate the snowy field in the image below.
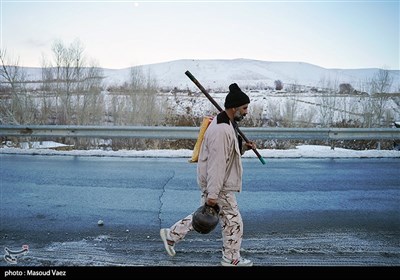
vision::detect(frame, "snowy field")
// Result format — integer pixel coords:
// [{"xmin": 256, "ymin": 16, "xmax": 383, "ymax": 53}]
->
[
  {"xmin": 159, "ymin": 90, "xmax": 400, "ymax": 126},
  {"xmin": 1, "ymin": 142, "xmax": 399, "ymax": 158}
]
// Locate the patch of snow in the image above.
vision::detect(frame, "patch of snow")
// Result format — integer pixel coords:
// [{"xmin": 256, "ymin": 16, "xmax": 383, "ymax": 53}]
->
[
  {"xmin": 17, "ymin": 141, "xmax": 73, "ymax": 149},
  {"xmin": 1, "ymin": 145, "xmax": 399, "ymax": 158}
]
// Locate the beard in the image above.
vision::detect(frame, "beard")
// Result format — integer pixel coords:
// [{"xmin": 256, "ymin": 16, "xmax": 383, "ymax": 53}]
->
[{"xmin": 234, "ymin": 110, "xmax": 245, "ymax": 122}]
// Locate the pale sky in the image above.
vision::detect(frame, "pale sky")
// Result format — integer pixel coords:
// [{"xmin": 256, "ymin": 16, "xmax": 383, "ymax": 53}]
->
[{"xmin": 1, "ymin": 0, "xmax": 399, "ymax": 70}]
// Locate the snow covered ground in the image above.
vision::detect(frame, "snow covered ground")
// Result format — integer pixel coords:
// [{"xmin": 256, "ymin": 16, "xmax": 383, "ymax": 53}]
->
[
  {"xmin": 1, "ymin": 142, "xmax": 399, "ymax": 158},
  {"xmin": 8, "ymin": 59, "xmax": 400, "ymax": 128}
]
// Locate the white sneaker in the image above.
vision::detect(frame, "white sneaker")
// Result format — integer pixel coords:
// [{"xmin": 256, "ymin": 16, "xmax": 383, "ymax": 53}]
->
[
  {"xmin": 160, "ymin": 228, "xmax": 176, "ymax": 257},
  {"xmin": 221, "ymin": 255, "xmax": 253, "ymax": 267}
]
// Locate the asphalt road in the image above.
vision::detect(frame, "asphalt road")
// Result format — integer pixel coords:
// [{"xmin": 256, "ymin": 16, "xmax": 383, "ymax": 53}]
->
[{"xmin": 0, "ymin": 154, "xmax": 399, "ymax": 269}]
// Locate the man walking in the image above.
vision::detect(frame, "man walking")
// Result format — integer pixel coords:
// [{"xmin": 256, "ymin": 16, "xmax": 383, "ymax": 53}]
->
[{"xmin": 160, "ymin": 83, "xmax": 255, "ymax": 266}]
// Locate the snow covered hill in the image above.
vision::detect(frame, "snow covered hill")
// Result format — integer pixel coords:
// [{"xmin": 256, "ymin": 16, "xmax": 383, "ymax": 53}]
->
[
  {"xmin": 19, "ymin": 58, "xmax": 400, "ymax": 92},
  {"xmin": 125, "ymin": 58, "xmax": 400, "ymax": 92}
]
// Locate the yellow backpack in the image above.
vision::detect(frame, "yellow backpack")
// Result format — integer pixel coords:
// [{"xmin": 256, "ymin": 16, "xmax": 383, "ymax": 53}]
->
[{"xmin": 189, "ymin": 116, "xmax": 213, "ymax": 163}]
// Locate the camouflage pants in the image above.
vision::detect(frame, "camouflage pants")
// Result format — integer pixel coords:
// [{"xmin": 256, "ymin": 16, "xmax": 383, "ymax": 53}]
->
[{"xmin": 168, "ymin": 191, "xmax": 243, "ymax": 260}]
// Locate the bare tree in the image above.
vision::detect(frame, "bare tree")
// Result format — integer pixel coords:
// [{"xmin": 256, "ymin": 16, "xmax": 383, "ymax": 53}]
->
[
  {"xmin": 42, "ymin": 39, "xmax": 104, "ymax": 125},
  {"xmin": 51, "ymin": 39, "xmax": 64, "ymax": 120},
  {"xmin": 244, "ymin": 103, "xmax": 263, "ymax": 127},
  {"xmin": 75, "ymin": 63, "xmax": 104, "ymax": 125},
  {"xmin": 370, "ymin": 69, "xmax": 393, "ymax": 94},
  {"xmin": 264, "ymin": 100, "xmax": 282, "ymax": 126},
  {"xmin": 367, "ymin": 69, "xmax": 393, "ymax": 126},
  {"xmin": 38, "ymin": 55, "xmax": 56, "ymax": 124},
  {"xmin": 319, "ymin": 95, "xmax": 338, "ymax": 127},
  {"xmin": 316, "ymin": 77, "xmax": 340, "ymax": 127},
  {"xmin": 298, "ymin": 106, "xmax": 317, "ymax": 127},
  {"xmin": 0, "ymin": 48, "xmax": 34, "ymax": 124},
  {"xmin": 124, "ymin": 66, "xmax": 164, "ymax": 126},
  {"xmin": 282, "ymin": 98, "xmax": 298, "ymax": 127}
]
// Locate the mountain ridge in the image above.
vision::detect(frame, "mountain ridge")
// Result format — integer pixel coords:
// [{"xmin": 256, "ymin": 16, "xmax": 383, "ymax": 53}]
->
[
  {"xmin": 13, "ymin": 58, "xmax": 400, "ymax": 92},
  {"xmin": 105, "ymin": 58, "xmax": 400, "ymax": 91}
]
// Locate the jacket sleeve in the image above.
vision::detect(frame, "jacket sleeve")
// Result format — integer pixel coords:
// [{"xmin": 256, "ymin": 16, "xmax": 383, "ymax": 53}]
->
[
  {"xmin": 206, "ymin": 125, "xmax": 233, "ymax": 200},
  {"xmin": 238, "ymin": 135, "xmax": 245, "ymax": 155}
]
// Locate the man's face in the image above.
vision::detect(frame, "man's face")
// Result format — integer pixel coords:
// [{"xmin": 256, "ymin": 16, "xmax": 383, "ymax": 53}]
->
[{"xmin": 234, "ymin": 104, "xmax": 249, "ymax": 122}]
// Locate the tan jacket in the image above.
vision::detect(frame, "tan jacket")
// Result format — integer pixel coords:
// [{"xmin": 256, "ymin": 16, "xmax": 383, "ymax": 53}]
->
[{"xmin": 197, "ymin": 111, "xmax": 243, "ymax": 200}]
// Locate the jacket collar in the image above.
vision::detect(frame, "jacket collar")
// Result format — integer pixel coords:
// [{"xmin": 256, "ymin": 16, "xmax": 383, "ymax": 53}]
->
[{"xmin": 216, "ymin": 111, "xmax": 231, "ymax": 125}]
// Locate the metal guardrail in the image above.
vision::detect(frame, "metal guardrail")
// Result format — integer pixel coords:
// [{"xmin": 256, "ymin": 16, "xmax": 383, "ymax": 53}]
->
[{"xmin": 1, "ymin": 125, "xmax": 399, "ymax": 140}]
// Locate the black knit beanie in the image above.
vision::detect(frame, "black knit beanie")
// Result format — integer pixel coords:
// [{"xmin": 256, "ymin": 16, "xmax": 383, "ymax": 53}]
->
[{"xmin": 224, "ymin": 83, "xmax": 250, "ymax": 108}]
